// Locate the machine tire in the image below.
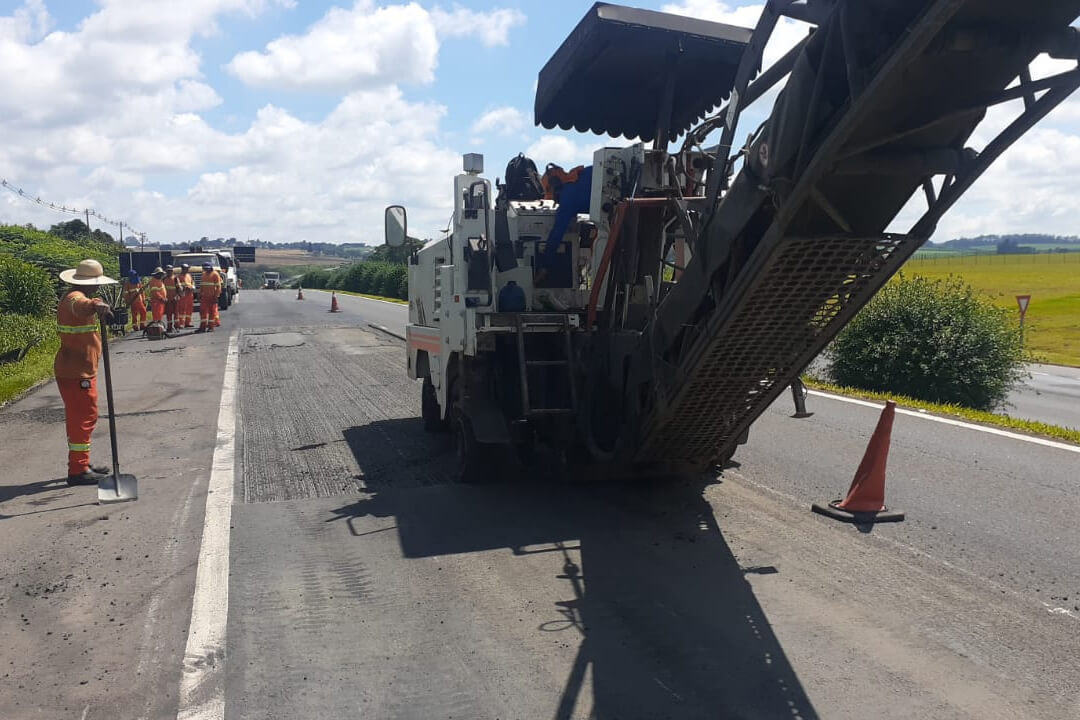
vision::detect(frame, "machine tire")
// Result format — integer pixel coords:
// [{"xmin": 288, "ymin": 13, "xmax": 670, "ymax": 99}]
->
[
  {"xmin": 422, "ymin": 376, "xmax": 447, "ymax": 432},
  {"xmin": 454, "ymin": 414, "xmax": 485, "ymax": 483},
  {"xmin": 219, "ymin": 291, "xmax": 230, "ymax": 310}
]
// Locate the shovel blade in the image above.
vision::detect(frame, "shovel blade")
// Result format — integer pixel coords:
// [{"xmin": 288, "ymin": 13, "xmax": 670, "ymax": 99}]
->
[{"xmin": 98, "ymin": 474, "xmax": 138, "ymax": 504}]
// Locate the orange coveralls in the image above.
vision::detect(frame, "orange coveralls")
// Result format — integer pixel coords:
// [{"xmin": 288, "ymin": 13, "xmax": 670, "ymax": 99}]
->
[
  {"xmin": 122, "ymin": 279, "xmax": 146, "ymax": 330},
  {"xmin": 55, "ymin": 291, "xmax": 107, "ymax": 477},
  {"xmin": 177, "ymin": 271, "xmax": 195, "ymax": 328},
  {"xmin": 147, "ymin": 277, "xmax": 167, "ymax": 323},
  {"xmin": 163, "ymin": 273, "xmax": 180, "ymax": 331},
  {"xmin": 199, "ymin": 270, "xmax": 222, "ymax": 330}
]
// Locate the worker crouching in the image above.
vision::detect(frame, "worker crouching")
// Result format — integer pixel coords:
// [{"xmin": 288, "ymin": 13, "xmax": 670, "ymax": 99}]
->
[
  {"xmin": 56, "ymin": 259, "xmax": 115, "ymax": 485},
  {"xmin": 197, "ymin": 261, "xmax": 222, "ymax": 332}
]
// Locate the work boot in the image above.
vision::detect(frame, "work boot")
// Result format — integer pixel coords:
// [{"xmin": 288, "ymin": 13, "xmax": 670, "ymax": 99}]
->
[
  {"xmin": 68, "ymin": 468, "xmax": 109, "ymax": 486},
  {"xmin": 90, "ymin": 464, "xmax": 111, "ymax": 475}
]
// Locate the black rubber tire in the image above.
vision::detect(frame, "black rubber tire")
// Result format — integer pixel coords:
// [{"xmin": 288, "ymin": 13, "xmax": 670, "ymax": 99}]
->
[
  {"xmin": 219, "ymin": 291, "xmax": 230, "ymax": 310},
  {"xmin": 454, "ymin": 414, "xmax": 485, "ymax": 483},
  {"xmin": 421, "ymin": 376, "xmax": 447, "ymax": 432}
]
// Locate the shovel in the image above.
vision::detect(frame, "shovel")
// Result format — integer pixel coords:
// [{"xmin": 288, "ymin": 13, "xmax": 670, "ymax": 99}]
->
[{"xmin": 97, "ymin": 315, "xmax": 138, "ymax": 504}]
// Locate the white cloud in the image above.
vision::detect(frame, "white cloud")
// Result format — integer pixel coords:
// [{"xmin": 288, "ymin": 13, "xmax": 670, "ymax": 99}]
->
[
  {"xmin": 0, "ymin": 0, "xmax": 467, "ymax": 243},
  {"xmin": 227, "ymin": 1, "xmax": 439, "ymax": 90},
  {"xmin": 431, "ymin": 4, "xmax": 525, "ymax": 47},
  {"xmin": 227, "ymin": 1, "xmax": 525, "ymax": 91},
  {"xmin": 471, "ymin": 106, "xmax": 526, "ymax": 136},
  {"xmin": 525, "ymin": 135, "xmax": 634, "ymax": 170}
]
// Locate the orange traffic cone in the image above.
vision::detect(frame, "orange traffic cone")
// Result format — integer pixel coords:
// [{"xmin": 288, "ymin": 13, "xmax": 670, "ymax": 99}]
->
[
  {"xmin": 329, "ymin": 292, "xmax": 340, "ymax": 312},
  {"xmin": 297, "ymin": 285, "xmax": 304, "ymax": 300},
  {"xmin": 812, "ymin": 401, "xmax": 905, "ymax": 523}
]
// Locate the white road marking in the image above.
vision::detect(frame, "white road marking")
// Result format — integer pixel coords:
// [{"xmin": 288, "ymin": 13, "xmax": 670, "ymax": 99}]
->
[
  {"xmin": 309, "ymin": 288, "xmax": 407, "ymax": 307},
  {"xmin": 807, "ymin": 390, "xmax": 1080, "ymax": 454},
  {"xmin": 177, "ymin": 333, "xmax": 239, "ymax": 720}
]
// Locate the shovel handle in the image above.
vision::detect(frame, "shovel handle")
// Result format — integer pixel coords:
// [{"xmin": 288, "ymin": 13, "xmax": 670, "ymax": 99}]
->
[{"xmin": 99, "ymin": 316, "xmax": 122, "ymax": 481}]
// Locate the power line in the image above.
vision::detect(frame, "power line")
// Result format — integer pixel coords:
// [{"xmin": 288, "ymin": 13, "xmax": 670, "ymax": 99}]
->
[{"xmin": 0, "ymin": 177, "xmax": 147, "ymax": 241}]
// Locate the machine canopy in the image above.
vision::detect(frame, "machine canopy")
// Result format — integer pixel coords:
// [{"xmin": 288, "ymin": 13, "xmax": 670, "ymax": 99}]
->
[{"xmin": 534, "ymin": 3, "xmax": 753, "ymax": 144}]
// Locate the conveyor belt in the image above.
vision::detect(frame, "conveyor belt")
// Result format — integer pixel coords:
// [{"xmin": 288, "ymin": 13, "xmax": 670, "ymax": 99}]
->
[{"xmin": 634, "ymin": 0, "xmax": 1080, "ymax": 469}]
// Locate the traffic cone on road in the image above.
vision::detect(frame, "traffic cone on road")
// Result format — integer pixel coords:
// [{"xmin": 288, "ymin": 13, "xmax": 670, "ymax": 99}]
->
[
  {"xmin": 297, "ymin": 285, "xmax": 304, "ymax": 300},
  {"xmin": 812, "ymin": 401, "xmax": 905, "ymax": 523},
  {"xmin": 329, "ymin": 292, "xmax": 340, "ymax": 313}
]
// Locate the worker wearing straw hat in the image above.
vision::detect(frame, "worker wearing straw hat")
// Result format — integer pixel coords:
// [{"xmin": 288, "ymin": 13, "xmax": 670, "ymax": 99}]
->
[
  {"xmin": 146, "ymin": 267, "xmax": 167, "ymax": 326},
  {"xmin": 56, "ymin": 259, "xmax": 115, "ymax": 485}
]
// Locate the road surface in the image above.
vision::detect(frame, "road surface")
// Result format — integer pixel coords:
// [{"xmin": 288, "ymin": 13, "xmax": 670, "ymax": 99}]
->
[
  {"xmin": 1, "ymin": 289, "xmax": 1077, "ymax": 719},
  {"xmin": 1007, "ymin": 364, "xmax": 1080, "ymax": 430}
]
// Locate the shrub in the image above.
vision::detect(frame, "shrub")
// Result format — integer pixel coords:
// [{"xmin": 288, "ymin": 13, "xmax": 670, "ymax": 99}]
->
[
  {"xmin": 0, "ymin": 314, "xmax": 53, "ymax": 357},
  {"xmin": 397, "ymin": 272, "xmax": 409, "ymax": 300},
  {"xmin": 0, "ymin": 256, "xmax": 56, "ymax": 317},
  {"xmin": 827, "ymin": 274, "xmax": 1026, "ymax": 410}
]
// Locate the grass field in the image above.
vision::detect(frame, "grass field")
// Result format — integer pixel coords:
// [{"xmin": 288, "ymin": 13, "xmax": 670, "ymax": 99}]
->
[
  {"xmin": 900, "ymin": 255, "xmax": 1080, "ymax": 366},
  {"xmin": 251, "ymin": 248, "xmax": 345, "ymax": 267}
]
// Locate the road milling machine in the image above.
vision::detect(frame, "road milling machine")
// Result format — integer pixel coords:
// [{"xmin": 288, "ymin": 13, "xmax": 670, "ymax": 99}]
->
[{"xmin": 385, "ymin": 1, "xmax": 1080, "ymax": 480}]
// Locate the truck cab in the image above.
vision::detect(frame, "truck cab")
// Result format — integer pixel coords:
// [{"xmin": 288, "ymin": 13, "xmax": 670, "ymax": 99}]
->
[{"xmin": 172, "ymin": 250, "xmax": 233, "ymax": 310}]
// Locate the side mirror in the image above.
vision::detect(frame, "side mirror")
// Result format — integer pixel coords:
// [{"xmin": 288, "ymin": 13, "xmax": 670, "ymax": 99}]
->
[{"xmin": 385, "ymin": 205, "xmax": 407, "ymax": 248}]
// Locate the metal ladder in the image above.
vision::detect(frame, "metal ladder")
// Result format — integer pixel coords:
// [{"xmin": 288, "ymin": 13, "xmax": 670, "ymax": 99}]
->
[{"xmin": 515, "ymin": 313, "xmax": 577, "ymax": 416}]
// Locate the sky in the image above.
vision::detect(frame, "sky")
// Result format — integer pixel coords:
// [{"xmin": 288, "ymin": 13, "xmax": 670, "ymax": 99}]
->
[{"xmin": 0, "ymin": 0, "xmax": 1078, "ymax": 246}]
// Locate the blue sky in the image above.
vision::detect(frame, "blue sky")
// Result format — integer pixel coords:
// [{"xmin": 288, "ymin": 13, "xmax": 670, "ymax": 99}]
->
[{"xmin": 1, "ymin": 1, "xmax": 1078, "ymax": 245}]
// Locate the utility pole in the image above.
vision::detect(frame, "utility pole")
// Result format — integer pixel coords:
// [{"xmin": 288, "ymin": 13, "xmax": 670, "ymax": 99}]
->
[{"xmin": 85, "ymin": 208, "xmax": 90, "ymax": 234}]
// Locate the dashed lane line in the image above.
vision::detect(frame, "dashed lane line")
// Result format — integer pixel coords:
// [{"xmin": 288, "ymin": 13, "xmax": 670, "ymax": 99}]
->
[{"xmin": 176, "ymin": 333, "xmax": 239, "ymax": 720}]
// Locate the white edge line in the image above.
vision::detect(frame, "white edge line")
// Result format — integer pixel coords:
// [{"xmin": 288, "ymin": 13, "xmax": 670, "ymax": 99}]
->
[
  {"xmin": 807, "ymin": 389, "xmax": 1080, "ymax": 454},
  {"xmin": 308, "ymin": 288, "xmax": 407, "ymax": 307},
  {"xmin": 176, "ymin": 333, "xmax": 239, "ymax": 720}
]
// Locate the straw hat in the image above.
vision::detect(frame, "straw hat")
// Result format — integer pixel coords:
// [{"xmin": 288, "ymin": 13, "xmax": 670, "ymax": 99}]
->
[
  {"xmin": 151, "ymin": 266, "xmax": 165, "ymax": 277},
  {"xmin": 59, "ymin": 259, "xmax": 117, "ymax": 286}
]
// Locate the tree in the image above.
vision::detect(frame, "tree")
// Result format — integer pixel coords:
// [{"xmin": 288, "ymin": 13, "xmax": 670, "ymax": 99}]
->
[
  {"xmin": 368, "ymin": 237, "xmax": 424, "ymax": 264},
  {"xmin": 49, "ymin": 219, "xmax": 90, "ymax": 242}
]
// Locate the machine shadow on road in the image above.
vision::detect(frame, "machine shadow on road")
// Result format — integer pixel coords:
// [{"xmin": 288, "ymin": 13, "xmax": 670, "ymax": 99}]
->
[{"xmin": 332, "ymin": 417, "xmax": 819, "ymax": 720}]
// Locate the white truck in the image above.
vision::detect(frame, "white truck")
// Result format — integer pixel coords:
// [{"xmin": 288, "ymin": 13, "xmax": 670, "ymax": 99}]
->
[{"xmin": 172, "ymin": 249, "xmax": 237, "ymax": 310}]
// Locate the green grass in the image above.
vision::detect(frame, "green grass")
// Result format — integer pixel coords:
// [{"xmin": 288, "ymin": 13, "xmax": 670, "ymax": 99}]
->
[
  {"xmin": 306, "ymin": 287, "xmax": 408, "ymax": 305},
  {"xmin": 0, "ymin": 334, "xmax": 59, "ymax": 406},
  {"xmin": 804, "ymin": 377, "xmax": 1080, "ymax": 443},
  {"xmin": 899, "ymin": 255, "xmax": 1080, "ymax": 366}
]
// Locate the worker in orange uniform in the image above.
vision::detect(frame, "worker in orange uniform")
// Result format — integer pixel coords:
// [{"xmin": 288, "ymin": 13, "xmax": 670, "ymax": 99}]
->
[
  {"xmin": 197, "ymin": 261, "xmax": 222, "ymax": 332},
  {"xmin": 122, "ymin": 270, "xmax": 146, "ymax": 331},
  {"xmin": 163, "ymin": 263, "xmax": 179, "ymax": 333},
  {"xmin": 56, "ymin": 259, "xmax": 115, "ymax": 485},
  {"xmin": 147, "ymin": 267, "xmax": 167, "ymax": 325},
  {"xmin": 177, "ymin": 262, "xmax": 195, "ymax": 328}
]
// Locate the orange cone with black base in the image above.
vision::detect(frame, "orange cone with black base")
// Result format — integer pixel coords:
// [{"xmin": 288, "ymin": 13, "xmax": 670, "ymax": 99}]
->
[
  {"xmin": 812, "ymin": 401, "xmax": 905, "ymax": 523},
  {"xmin": 329, "ymin": 292, "xmax": 340, "ymax": 312}
]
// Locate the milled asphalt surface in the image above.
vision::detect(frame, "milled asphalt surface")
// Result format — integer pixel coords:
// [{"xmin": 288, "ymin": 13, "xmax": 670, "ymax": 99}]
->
[{"xmin": 2, "ymin": 287, "xmax": 1078, "ymax": 719}]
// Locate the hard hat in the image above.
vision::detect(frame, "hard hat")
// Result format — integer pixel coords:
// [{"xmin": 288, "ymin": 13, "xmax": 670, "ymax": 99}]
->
[
  {"xmin": 164, "ymin": 264, "xmax": 173, "ymax": 270},
  {"xmin": 202, "ymin": 261, "xmax": 213, "ymax": 269},
  {"xmin": 181, "ymin": 263, "xmax": 190, "ymax": 270},
  {"xmin": 128, "ymin": 269, "xmax": 139, "ymax": 281}
]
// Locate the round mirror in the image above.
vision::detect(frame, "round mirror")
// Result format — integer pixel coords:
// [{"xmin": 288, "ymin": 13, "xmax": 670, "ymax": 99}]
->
[{"xmin": 385, "ymin": 205, "xmax": 407, "ymax": 248}]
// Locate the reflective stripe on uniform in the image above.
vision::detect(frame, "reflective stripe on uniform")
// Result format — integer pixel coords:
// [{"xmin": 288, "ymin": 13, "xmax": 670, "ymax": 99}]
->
[
  {"xmin": 57, "ymin": 323, "xmax": 99, "ymax": 334},
  {"xmin": 68, "ymin": 441, "xmax": 91, "ymax": 452}
]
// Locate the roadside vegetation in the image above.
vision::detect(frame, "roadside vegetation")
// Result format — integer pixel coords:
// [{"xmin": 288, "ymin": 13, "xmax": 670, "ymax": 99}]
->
[
  {"xmin": 827, "ymin": 274, "xmax": 1026, "ymax": 411},
  {"xmin": 297, "ymin": 261, "xmax": 409, "ymax": 301},
  {"xmin": 0, "ymin": 222, "xmax": 120, "ymax": 405}
]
